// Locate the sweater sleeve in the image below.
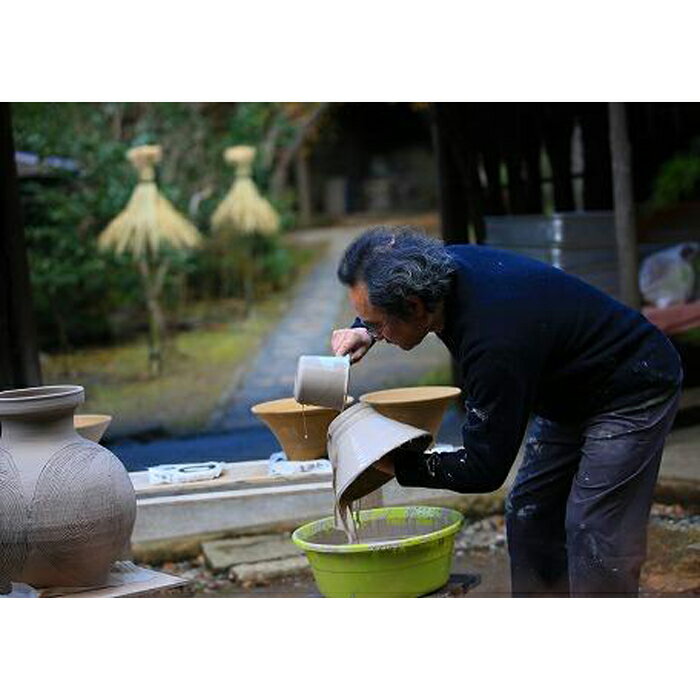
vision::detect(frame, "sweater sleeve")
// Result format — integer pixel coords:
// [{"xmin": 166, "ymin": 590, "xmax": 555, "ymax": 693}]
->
[
  {"xmin": 394, "ymin": 346, "xmax": 536, "ymax": 493},
  {"xmin": 350, "ymin": 317, "xmax": 376, "ymax": 345}
]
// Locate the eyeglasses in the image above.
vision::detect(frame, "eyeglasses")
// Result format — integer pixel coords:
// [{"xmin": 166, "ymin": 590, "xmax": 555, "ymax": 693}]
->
[{"xmin": 363, "ymin": 320, "xmax": 386, "ymax": 341}]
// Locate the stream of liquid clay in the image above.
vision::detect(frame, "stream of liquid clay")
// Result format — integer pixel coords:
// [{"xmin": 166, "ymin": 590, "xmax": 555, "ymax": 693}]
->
[{"xmin": 301, "ymin": 403, "xmax": 308, "ymax": 440}]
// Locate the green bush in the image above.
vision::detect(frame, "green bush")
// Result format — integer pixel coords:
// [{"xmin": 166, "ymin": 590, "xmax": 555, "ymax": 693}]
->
[
  {"xmin": 12, "ymin": 102, "xmax": 308, "ymax": 351},
  {"xmin": 651, "ymin": 137, "xmax": 700, "ymax": 210}
]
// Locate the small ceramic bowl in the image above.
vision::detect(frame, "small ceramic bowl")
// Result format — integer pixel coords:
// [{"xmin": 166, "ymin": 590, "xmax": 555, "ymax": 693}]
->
[
  {"xmin": 359, "ymin": 386, "xmax": 461, "ymax": 440},
  {"xmin": 74, "ymin": 414, "xmax": 112, "ymax": 443},
  {"xmin": 251, "ymin": 397, "xmax": 353, "ymax": 461},
  {"xmin": 294, "ymin": 355, "xmax": 350, "ymax": 412}
]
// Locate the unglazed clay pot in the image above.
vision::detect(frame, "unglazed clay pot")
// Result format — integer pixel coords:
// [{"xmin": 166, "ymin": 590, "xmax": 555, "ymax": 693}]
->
[
  {"xmin": 0, "ymin": 386, "xmax": 136, "ymax": 592},
  {"xmin": 328, "ymin": 402, "xmax": 432, "ymax": 508},
  {"xmin": 251, "ymin": 397, "xmax": 354, "ymax": 461},
  {"xmin": 294, "ymin": 355, "xmax": 350, "ymax": 411},
  {"xmin": 74, "ymin": 414, "xmax": 112, "ymax": 443},
  {"xmin": 359, "ymin": 386, "xmax": 461, "ymax": 440}
]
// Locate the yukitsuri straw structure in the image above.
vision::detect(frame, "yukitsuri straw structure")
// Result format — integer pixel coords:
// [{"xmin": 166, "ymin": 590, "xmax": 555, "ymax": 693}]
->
[
  {"xmin": 211, "ymin": 146, "xmax": 280, "ymax": 313},
  {"xmin": 98, "ymin": 144, "xmax": 202, "ymax": 376}
]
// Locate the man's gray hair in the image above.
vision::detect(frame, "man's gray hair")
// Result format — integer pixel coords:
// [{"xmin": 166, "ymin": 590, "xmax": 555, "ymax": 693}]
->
[{"xmin": 337, "ymin": 225, "xmax": 456, "ymax": 320}]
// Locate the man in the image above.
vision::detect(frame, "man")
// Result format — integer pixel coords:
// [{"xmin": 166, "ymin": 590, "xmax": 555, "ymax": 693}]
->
[{"xmin": 331, "ymin": 226, "xmax": 682, "ymax": 597}]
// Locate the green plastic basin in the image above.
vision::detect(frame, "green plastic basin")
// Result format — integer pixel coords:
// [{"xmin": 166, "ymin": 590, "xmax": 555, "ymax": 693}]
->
[{"xmin": 291, "ymin": 506, "xmax": 464, "ymax": 597}]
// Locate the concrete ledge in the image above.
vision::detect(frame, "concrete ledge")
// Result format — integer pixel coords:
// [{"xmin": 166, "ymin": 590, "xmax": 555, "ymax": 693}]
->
[
  {"xmin": 129, "ymin": 460, "xmax": 507, "ymax": 563},
  {"xmin": 128, "ymin": 423, "xmax": 698, "ymax": 564}
]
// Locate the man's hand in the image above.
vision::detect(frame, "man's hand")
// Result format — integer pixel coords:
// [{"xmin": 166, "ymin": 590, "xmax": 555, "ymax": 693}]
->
[
  {"xmin": 331, "ymin": 327, "xmax": 373, "ymax": 364},
  {"xmin": 373, "ymin": 455, "xmax": 395, "ymax": 476}
]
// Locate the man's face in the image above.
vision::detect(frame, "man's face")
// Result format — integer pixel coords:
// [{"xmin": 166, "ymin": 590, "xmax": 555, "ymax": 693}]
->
[{"xmin": 349, "ymin": 282, "xmax": 429, "ymax": 351}]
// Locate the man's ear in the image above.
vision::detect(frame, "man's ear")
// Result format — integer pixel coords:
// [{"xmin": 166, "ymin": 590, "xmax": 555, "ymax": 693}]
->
[{"xmin": 406, "ymin": 296, "xmax": 427, "ymax": 319}]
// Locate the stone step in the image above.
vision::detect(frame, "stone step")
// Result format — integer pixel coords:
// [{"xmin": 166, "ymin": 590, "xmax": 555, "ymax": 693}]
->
[
  {"xmin": 230, "ymin": 555, "xmax": 310, "ymax": 584},
  {"xmin": 202, "ymin": 534, "xmax": 300, "ymax": 571}
]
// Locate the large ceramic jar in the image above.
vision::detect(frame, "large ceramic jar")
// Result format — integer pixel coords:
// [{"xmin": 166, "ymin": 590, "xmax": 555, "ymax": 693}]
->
[{"xmin": 0, "ymin": 385, "xmax": 136, "ymax": 592}]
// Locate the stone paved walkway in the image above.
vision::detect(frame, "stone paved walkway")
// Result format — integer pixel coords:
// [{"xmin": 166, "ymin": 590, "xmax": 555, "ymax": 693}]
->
[
  {"xmin": 210, "ymin": 226, "xmax": 359, "ymax": 431},
  {"xmin": 210, "ymin": 225, "xmax": 452, "ymax": 431}
]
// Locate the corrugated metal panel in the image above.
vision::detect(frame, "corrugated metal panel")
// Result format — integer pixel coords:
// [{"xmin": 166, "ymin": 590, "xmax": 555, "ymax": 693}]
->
[{"xmin": 485, "ymin": 212, "xmax": 621, "ymax": 298}]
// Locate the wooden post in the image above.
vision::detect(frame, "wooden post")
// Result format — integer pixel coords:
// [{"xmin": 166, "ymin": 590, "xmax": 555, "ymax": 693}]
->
[
  {"xmin": 521, "ymin": 105, "xmax": 544, "ymax": 214},
  {"xmin": 542, "ymin": 105, "xmax": 576, "ymax": 212},
  {"xmin": 430, "ymin": 103, "xmax": 471, "ymax": 391},
  {"xmin": 503, "ymin": 105, "xmax": 528, "ymax": 214},
  {"xmin": 482, "ymin": 144, "xmax": 505, "ymax": 216},
  {"xmin": 479, "ymin": 105, "xmax": 506, "ymax": 217},
  {"xmin": 580, "ymin": 104, "xmax": 613, "ymax": 211},
  {"xmin": 0, "ymin": 103, "xmax": 42, "ymax": 390},
  {"xmin": 608, "ymin": 103, "xmax": 642, "ymax": 309},
  {"xmin": 430, "ymin": 103, "xmax": 471, "ymax": 244}
]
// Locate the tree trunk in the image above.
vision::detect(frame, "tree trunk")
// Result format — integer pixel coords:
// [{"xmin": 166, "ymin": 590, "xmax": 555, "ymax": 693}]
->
[
  {"xmin": 295, "ymin": 149, "xmax": 312, "ymax": 227},
  {"xmin": 609, "ymin": 103, "xmax": 641, "ymax": 309},
  {"xmin": 138, "ymin": 258, "xmax": 168, "ymax": 377},
  {"xmin": 146, "ymin": 291, "xmax": 165, "ymax": 377},
  {"xmin": 270, "ymin": 103, "xmax": 329, "ymax": 200},
  {"xmin": 0, "ymin": 103, "xmax": 42, "ymax": 390},
  {"xmin": 239, "ymin": 238, "xmax": 256, "ymax": 317}
]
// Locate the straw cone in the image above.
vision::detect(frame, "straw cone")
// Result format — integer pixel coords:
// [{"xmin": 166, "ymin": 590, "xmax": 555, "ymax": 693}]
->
[
  {"xmin": 96, "ymin": 144, "xmax": 201, "ymax": 377},
  {"xmin": 211, "ymin": 145, "xmax": 279, "ymax": 237},
  {"xmin": 98, "ymin": 144, "xmax": 202, "ymax": 257}
]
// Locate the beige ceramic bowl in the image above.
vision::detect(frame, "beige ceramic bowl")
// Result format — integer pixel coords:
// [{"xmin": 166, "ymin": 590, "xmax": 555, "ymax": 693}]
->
[
  {"xmin": 328, "ymin": 402, "xmax": 432, "ymax": 504},
  {"xmin": 251, "ymin": 397, "xmax": 354, "ymax": 461},
  {"xmin": 359, "ymin": 386, "xmax": 461, "ymax": 440},
  {"xmin": 74, "ymin": 414, "xmax": 112, "ymax": 443}
]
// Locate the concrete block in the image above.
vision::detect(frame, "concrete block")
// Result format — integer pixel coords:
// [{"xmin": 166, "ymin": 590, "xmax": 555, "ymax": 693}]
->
[
  {"xmin": 230, "ymin": 556, "xmax": 310, "ymax": 583},
  {"xmin": 202, "ymin": 535, "xmax": 299, "ymax": 571}
]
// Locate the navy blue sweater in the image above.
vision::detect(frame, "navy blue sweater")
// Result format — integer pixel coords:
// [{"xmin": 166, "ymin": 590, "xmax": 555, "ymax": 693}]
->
[{"xmin": 355, "ymin": 245, "xmax": 683, "ymax": 494}]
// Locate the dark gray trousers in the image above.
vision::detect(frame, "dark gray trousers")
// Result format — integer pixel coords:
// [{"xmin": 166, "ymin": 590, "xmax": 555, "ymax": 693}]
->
[{"xmin": 505, "ymin": 389, "xmax": 680, "ymax": 597}]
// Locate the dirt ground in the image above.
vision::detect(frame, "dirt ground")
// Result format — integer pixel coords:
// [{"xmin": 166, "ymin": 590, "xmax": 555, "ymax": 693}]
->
[{"xmin": 160, "ymin": 502, "xmax": 699, "ymax": 598}]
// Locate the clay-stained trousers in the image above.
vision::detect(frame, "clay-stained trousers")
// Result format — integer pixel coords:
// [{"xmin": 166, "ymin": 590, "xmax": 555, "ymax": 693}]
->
[{"xmin": 505, "ymin": 388, "xmax": 680, "ymax": 597}]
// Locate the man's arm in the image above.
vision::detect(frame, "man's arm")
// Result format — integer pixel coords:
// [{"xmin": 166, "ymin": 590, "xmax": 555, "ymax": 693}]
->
[{"xmin": 394, "ymin": 351, "xmax": 537, "ymax": 493}]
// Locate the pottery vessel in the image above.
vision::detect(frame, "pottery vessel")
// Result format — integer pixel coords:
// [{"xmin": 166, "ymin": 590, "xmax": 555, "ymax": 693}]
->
[
  {"xmin": 0, "ymin": 386, "xmax": 136, "ymax": 592},
  {"xmin": 294, "ymin": 355, "xmax": 350, "ymax": 412},
  {"xmin": 251, "ymin": 397, "xmax": 353, "ymax": 461},
  {"xmin": 359, "ymin": 386, "xmax": 461, "ymax": 441},
  {"xmin": 74, "ymin": 414, "xmax": 112, "ymax": 443},
  {"xmin": 328, "ymin": 402, "xmax": 432, "ymax": 506}
]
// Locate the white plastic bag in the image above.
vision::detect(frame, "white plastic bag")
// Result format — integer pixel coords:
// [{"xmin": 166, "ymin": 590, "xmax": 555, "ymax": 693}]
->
[
  {"xmin": 639, "ymin": 242, "xmax": 699, "ymax": 308},
  {"xmin": 147, "ymin": 461, "xmax": 223, "ymax": 484}
]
